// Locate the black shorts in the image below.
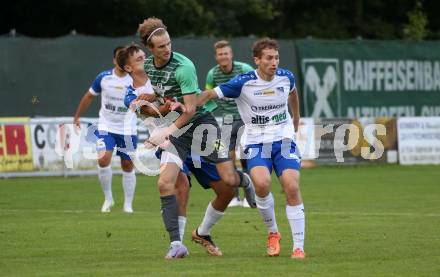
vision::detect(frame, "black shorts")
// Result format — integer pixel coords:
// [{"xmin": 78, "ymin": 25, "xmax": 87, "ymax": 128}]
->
[
  {"xmin": 222, "ymin": 118, "xmax": 244, "ymax": 152},
  {"xmin": 166, "ymin": 113, "xmax": 230, "ymax": 164}
]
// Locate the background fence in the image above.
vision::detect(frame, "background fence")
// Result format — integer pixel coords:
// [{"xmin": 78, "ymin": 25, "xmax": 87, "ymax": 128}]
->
[{"xmin": 0, "ymin": 35, "xmax": 297, "ymax": 117}]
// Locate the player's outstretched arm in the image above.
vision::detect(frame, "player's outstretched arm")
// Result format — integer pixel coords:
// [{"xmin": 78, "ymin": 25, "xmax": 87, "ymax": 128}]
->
[
  {"xmin": 288, "ymin": 88, "xmax": 300, "ymax": 132},
  {"xmin": 131, "ymin": 97, "xmax": 185, "ymax": 117},
  {"xmin": 138, "ymin": 101, "xmax": 167, "ymax": 117},
  {"xmin": 146, "ymin": 94, "xmax": 197, "ymax": 147},
  {"xmin": 149, "ymin": 100, "xmax": 186, "ymax": 116},
  {"xmin": 196, "ymin": 89, "xmax": 218, "ymax": 107},
  {"xmin": 73, "ymin": 91, "xmax": 95, "ymax": 127},
  {"xmin": 136, "ymin": 93, "xmax": 156, "ymax": 102},
  {"xmin": 173, "ymin": 94, "xmax": 197, "ymax": 129}
]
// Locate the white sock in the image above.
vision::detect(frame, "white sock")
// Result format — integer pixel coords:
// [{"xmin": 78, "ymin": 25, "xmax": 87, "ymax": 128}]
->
[
  {"xmin": 197, "ymin": 202, "xmax": 225, "ymax": 236},
  {"xmin": 98, "ymin": 165, "xmax": 113, "ymax": 201},
  {"xmin": 122, "ymin": 170, "xmax": 136, "ymax": 208},
  {"xmin": 255, "ymin": 192, "xmax": 278, "ymax": 233},
  {"xmin": 286, "ymin": 204, "xmax": 305, "ymax": 251},
  {"xmin": 170, "ymin": 240, "xmax": 182, "ymax": 246},
  {"xmin": 178, "ymin": 216, "xmax": 187, "ymax": 242}
]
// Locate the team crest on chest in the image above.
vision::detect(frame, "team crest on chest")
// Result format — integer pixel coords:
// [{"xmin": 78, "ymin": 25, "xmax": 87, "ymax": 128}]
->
[{"xmin": 154, "ymin": 83, "xmax": 165, "ymax": 96}]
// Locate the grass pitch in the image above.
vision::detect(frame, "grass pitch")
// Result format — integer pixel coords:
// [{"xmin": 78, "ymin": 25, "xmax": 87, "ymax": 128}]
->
[{"xmin": 1, "ymin": 165, "xmax": 439, "ymax": 276}]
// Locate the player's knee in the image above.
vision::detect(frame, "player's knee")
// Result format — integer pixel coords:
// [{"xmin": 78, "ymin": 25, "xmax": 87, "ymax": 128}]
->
[
  {"xmin": 253, "ymin": 177, "xmax": 271, "ymax": 189},
  {"xmin": 222, "ymin": 174, "xmax": 239, "ymax": 187},
  {"xmin": 212, "ymin": 180, "xmax": 235, "ymax": 200},
  {"xmin": 253, "ymin": 177, "xmax": 271, "ymax": 196},
  {"xmin": 157, "ymin": 177, "xmax": 175, "ymax": 195},
  {"xmin": 121, "ymin": 159, "xmax": 134, "ymax": 172},
  {"xmin": 285, "ymin": 181, "xmax": 300, "ymax": 197},
  {"xmin": 98, "ymin": 157, "xmax": 111, "ymax": 167}
]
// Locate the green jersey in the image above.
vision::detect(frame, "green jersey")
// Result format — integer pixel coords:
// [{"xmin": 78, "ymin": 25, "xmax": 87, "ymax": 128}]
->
[
  {"xmin": 144, "ymin": 52, "xmax": 216, "ymax": 122},
  {"xmin": 205, "ymin": 61, "xmax": 254, "ymax": 120}
]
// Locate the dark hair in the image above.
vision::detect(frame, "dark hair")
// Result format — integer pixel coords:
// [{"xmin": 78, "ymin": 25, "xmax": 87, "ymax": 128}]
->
[
  {"xmin": 138, "ymin": 17, "xmax": 167, "ymax": 47},
  {"xmin": 252, "ymin": 38, "xmax": 279, "ymax": 58},
  {"xmin": 214, "ymin": 40, "xmax": 231, "ymax": 51},
  {"xmin": 116, "ymin": 43, "xmax": 143, "ymax": 72},
  {"xmin": 113, "ymin": 46, "xmax": 124, "ymax": 58}
]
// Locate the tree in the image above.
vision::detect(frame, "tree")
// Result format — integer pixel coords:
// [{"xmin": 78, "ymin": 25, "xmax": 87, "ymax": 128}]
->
[
  {"xmin": 2, "ymin": 0, "xmax": 439, "ymax": 39},
  {"xmin": 403, "ymin": 0, "xmax": 428, "ymax": 40}
]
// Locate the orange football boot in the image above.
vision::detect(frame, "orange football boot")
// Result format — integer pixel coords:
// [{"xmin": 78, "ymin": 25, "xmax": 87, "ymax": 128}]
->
[
  {"xmin": 267, "ymin": 232, "xmax": 281, "ymax": 256},
  {"xmin": 291, "ymin": 248, "xmax": 306, "ymax": 259}
]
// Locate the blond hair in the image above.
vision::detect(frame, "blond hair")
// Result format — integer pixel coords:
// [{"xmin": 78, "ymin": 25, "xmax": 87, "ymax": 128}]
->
[{"xmin": 138, "ymin": 17, "xmax": 167, "ymax": 47}]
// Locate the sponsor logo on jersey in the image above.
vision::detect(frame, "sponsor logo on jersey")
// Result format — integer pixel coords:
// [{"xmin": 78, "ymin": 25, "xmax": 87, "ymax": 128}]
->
[
  {"xmin": 104, "ymin": 103, "xmax": 116, "ymax": 111},
  {"xmin": 271, "ymin": 111, "xmax": 287, "ymax": 123},
  {"xmin": 276, "ymin": 86, "xmax": 285, "ymax": 93},
  {"xmin": 253, "ymin": 89, "xmax": 275, "ymax": 96},
  {"xmin": 109, "ymin": 85, "xmax": 127, "ymax": 91},
  {"xmin": 251, "ymin": 115, "xmax": 270, "ymax": 124},
  {"xmin": 251, "ymin": 103, "xmax": 286, "ymax": 112},
  {"xmin": 117, "ymin": 106, "xmax": 128, "ymax": 113},
  {"xmin": 104, "ymin": 103, "xmax": 128, "ymax": 113},
  {"xmin": 251, "ymin": 111, "xmax": 287, "ymax": 125}
]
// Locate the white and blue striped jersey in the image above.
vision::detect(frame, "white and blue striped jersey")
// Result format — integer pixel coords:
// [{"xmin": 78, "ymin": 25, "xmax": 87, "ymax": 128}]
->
[
  {"xmin": 214, "ymin": 69, "xmax": 297, "ymax": 146},
  {"xmin": 89, "ymin": 69, "xmax": 134, "ymax": 135}
]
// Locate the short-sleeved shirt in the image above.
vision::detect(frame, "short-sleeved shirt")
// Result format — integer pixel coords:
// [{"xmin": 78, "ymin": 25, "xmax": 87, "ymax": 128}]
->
[
  {"xmin": 144, "ymin": 52, "xmax": 216, "ymax": 124},
  {"xmin": 205, "ymin": 61, "xmax": 253, "ymax": 120},
  {"xmin": 214, "ymin": 69, "xmax": 297, "ymax": 146},
  {"xmin": 89, "ymin": 69, "xmax": 134, "ymax": 135}
]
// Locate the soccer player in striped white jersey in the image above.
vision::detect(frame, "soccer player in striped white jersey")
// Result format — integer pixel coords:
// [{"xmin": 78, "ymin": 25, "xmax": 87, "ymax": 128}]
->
[
  {"xmin": 74, "ymin": 47, "xmax": 137, "ymax": 213},
  {"xmin": 197, "ymin": 38, "xmax": 306, "ymax": 259}
]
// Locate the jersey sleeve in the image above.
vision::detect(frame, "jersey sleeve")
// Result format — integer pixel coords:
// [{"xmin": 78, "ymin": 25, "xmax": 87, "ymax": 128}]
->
[
  {"xmin": 205, "ymin": 68, "xmax": 215, "ymax": 90},
  {"xmin": 89, "ymin": 72, "xmax": 106, "ymax": 95},
  {"xmin": 214, "ymin": 74, "xmax": 245, "ymax": 99},
  {"xmin": 175, "ymin": 64, "xmax": 201, "ymax": 94},
  {"xmin": 124, "ymin": 80, "xmax": 155, "ymax": 108},
  {"xmin": 286, "ymin": 70, "xmax": 296, "ymax": 92},
  {"xmin": 124, "ymin": 85, "xmax": 137, "ymax": 108}
]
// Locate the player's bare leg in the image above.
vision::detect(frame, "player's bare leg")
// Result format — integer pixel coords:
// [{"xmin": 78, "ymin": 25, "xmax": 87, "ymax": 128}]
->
[
  {"xmin": 215, "ymin": 160, "xmax": 239, "ymax": 187},
  {"xmin": 216, "ymin": 160, "xmax": 256, "ymax": 207},
  {"xmin": 192, "ymin": 180, "xmax": 234, "ymax": 256},
  {"xmin": 227, "ymin": 150, "xmax": 242, "ymax": 207}
]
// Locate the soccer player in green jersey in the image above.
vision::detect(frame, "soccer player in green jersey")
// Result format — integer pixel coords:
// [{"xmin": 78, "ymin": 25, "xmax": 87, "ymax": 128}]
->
[
  {"xmin": 137, "ymin": 17, "xmax": 256, "ymax": 259},
  {"xmin": 206, "ymin": 40, "xmax": 254, "ymax": 207}
]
